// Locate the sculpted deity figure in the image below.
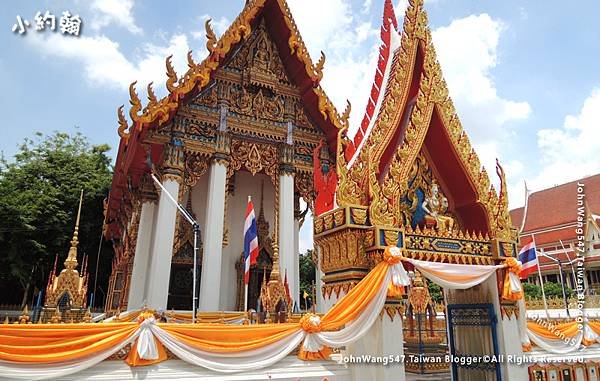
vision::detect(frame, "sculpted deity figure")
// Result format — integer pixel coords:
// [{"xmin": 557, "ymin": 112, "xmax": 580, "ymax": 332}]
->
[
  {"xmin": 313, "ymin": 139, "xmax": 338, "ymax": 216},
  {"xmin": 421, "ymin": 180, "xmax": 454, "ymax": 232},
  {"xmin": 254, "ymin": 38, "xmax": 270, "ymax": 71}
]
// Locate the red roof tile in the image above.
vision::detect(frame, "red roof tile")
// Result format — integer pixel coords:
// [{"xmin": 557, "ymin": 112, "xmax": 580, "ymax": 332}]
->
[{"xmin": 510, "ymin": 174, "xmax": 600, "ymax": 233}]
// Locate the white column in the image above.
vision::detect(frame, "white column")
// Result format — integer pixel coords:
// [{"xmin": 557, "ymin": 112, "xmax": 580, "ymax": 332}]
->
[
  {"xmin": 145, "ymin": 178, "xmax": 180, "ymax": 310},
  {"xmin": 316, "ymin": 246, "xmax": 325, "ymax": 313},
  {"xmin": 127, "ymin": 201, "xmax": 156, "ymax": 309},
  {"xmin": 279, "ymin": 171, "xmax": 296, "ymax": 307},
  {"xmin": 487, "ymin": 273, "xmax": 528, "ymax": 381},
  {"xmin": 347, "ymin": 311, "xmax": 406, "ymax": 381},
  {"xmin": 199, "ymin": 160, "xmax": 227, "ymax": 311},
  {"xmin": 293, "ymin": 218, "xmax": 300, "ymax": 309}
]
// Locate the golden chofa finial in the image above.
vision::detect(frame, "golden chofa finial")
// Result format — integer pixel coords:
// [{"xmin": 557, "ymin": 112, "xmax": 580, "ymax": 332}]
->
[{"xmin": 65, "ymin": 190, "xmax": 83, "ymax": 270}]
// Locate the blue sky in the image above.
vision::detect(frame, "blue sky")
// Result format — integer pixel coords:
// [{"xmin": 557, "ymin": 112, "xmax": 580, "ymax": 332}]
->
[{"xmin": 2, "ymin": 0, "xmax": 600, "ymax": 252}]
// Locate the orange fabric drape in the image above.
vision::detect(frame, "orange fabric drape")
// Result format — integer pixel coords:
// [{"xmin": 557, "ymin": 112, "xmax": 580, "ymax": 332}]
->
[
  {"xmin": 297, "ymin": 345, "xmax": 332, "ymax": 361},
  {"xmin": 589, "ymin": 321, "xmax": 600, "ymax": 335},
  {"xmin": 527, "ymin": 321, "xmax": 580, "ymax": 339},
  {"xmin": 501, "ymin": 272, "xmax": 524, "ymax": 302},
  {"xmin": 0, "ymin": 323, "xmax": 138, "ymax": 363},
  {"xmin": 160, "ymin": 323, "xmax": 300, "ymax": 353},
  {"xmin": 124, "ymin": 336, "xmax": 168, "ymax": 366},
  {"xmin": 319, "ymin": 261, "xmax": 388, "ymax": 331}
]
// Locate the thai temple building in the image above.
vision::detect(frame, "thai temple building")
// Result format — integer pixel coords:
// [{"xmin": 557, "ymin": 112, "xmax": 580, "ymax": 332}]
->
[
  {"xmin": 41, "ymin": 191, "xmax": 91, "ymax": 323},
  {"xmin": 511, "ymin": 174, "xmax": 600, "ymax": 289},
  {"xmin": 5, "ymin": 1, "xmax": 600, "ymax": 381}
]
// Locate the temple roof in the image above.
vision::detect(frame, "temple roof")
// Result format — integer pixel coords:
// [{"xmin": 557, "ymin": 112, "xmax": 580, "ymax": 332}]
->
[
  {"xmin": 334, "ymin": 0, "xmax": 514, "ymax": 239},
  {"xmin": 510, "ymin": 173, "xmax": 600, "ymax": 244},
  {"xmin": 105, "ymin": 0, "xmax": 350, "ymax": 239}
]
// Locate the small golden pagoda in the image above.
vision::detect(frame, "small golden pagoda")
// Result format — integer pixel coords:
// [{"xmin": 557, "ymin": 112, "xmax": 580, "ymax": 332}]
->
[{"xmin": 42, "ymin": 190, "xmax": 90, "ymax": 322}]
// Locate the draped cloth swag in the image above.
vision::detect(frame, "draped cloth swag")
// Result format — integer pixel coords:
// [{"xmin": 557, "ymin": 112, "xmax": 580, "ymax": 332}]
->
[{"xmin": 0, "ymin": 246, "xmax": 525, "ymax": 380}]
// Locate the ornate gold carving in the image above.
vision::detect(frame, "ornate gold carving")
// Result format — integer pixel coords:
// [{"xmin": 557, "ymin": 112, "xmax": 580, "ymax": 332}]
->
[
  {"xmin": 316, "ymin": 229, "xmax": 369, "ymax": 276},
  {"xmin": 184, "ymin": 152, "xmax": 209, "ymax": 187},
  {"xmin": 229, "ymin": 87, "xmax": 284, "ymax": 122},
  {"xmin": 351, "ymin": 208, "xmax": 368, "ymax": 225},
  {"xmin": 194, "ymin": 87, "xmax": 218, "ymax": 109},
  {"xmin": 205, "ymin": 19, "xmax": 217, "ymax": 53},
  {"xmin": 44, "ymin": 191, "xmax": 89, "ymax": 310},
  {"xmin": 336, "ymin": 127, "xmax": 368, "ymax": 207},
  {"xmin": 128, "ymin": 81, "xmax": 142, "ymax": 122},
  {"xmin": 500, "ymin": 303, "xmax": 519, "ymax": 319},
  {"xmin": 117, "ymin": 105, "xmax": 129, "ymax": 140},
  {"xmin": 368, "ymin": 148, "xmax": 396, "ymax": 227},
  {"xmin": 295, "ymin": 171, "xmax": 314, "ymax": 209},
  {"xmin": 227, "ymin": 140, "xmax": 278, "ymax": 184}
]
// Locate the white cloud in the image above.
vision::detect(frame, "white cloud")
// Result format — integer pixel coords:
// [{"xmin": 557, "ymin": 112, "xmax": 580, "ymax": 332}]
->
[
  {"xmin": 529, "ymin": 87, "xmax": 600, "ymax": 190},
  {"xmin": 90, "ymin": 0, "xmax": 143, "ymax": 35},
  {"xmin": 432, "ymin": 14, "xmax": 531, "ymax": 145},
  {"xmin": 192, "ymin": 15, "xmax": 231, "ymax": 40},
  {"xmin": 28, "ymin": 32, "xmax": 192, "ymax": 97},
  {"xmin": 431, "ymin": 14, "xmax": 532, "ymax": 207},
  {"xmin": 288, "ymin": 0, "xmax": 379, "ymax": 132}
]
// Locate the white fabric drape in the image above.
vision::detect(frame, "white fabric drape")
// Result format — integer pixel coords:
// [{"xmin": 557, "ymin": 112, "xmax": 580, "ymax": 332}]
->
[
  {"xmin": 405, "ymin": 258, "xmax": 504, "ymax": 289},
  {"xmin": 508, "ymin": 272, "xmax": 523, "ymax": 293},
  {"xmin": 517, "ymin": 298, "xmax": 532, "ymax": 349},
  {"xmin": 137, "ymin": 318, "xmax": 159, "ymax": 360},
  {"xmin": 527, "ymin": 329, "xmax": 583, "ymax": 354},
  {"xmin": 151, "ymin": 325, "xmax": 305, "ymax": 373},
  {"xmin": 304, "ymin": 271, "xmax": 396, "ymax": 351},
  {"xmin": 0, "ymin": 332, "xmax": 140, "ymax": 381}
]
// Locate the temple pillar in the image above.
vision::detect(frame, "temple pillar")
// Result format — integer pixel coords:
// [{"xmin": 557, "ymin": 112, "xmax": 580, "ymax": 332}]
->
[
  {"xmin": 315, "ymin": 246, "xmax": 325, "ymax": 313},
  {"xmin": 289, "ymin": 213, "xmax": 301, "ymax": 307},
  {"xmin": 347, "ymin": 306, "xmax": 405, "ymax": 381},
  {"xmin": 145, "ymin": 144, "xmax": 183, "ymax": 309},
  {"xmin": 199, "ymin": 133, "xmax": 230, "ymax": 311},
  {"xmin": 488, "ymin": 274, "xmax": 528, "ymax": 380},
  {"xmin": 127, "ymin": 198, "xmax": 156, "ymax": 309},
  {"xmin": 278, "ymin": 148, "xmax": 296, "ymax": 308}
]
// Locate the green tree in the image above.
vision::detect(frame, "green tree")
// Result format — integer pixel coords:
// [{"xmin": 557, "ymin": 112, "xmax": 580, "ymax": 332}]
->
[
  {"xmin": 0, "ymin": 131, "xmax": 113, "ymax": 307},
  {"xmin": 523, "ymin": 282, "xmax": 542, "ymax": 299},
  {"xmin": 427, "ymin": 281, "xmax": 443, "ymax": 303},
  {"xmin": 299, "ymin": 249, "xmax": 316, "ymax": 310},
  {"xmin": 544, "ymin": 281, "xmax": 572, "ymax": 299}
]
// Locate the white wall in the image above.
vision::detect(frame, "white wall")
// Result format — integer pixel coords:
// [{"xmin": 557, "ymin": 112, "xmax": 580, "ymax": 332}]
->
[{"xmin": 221, "ymin": 172, "xmax": 277, "ymax": 310}]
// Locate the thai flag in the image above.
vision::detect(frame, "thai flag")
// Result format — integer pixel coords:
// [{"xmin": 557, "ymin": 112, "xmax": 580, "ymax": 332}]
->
[
  {"xmin": 518, "ymin": 242, "xmax": 538, "ymax": 280},
  {"xmin": 244, "ymin": 199, "xmax": 259, "ymax": 284}
]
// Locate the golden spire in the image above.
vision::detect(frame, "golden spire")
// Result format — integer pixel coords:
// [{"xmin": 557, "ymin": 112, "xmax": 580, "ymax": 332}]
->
[
  {"xmin": 65, "ymin": 190, "xmax": 83, "ymax": 270},
  {"xmin": 268, "ymin": 243, "xmax": 281, "ymax": 285}
]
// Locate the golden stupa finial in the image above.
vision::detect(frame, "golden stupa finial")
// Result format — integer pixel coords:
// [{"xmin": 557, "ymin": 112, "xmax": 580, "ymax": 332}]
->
[
  {"xmin": 268, "ymin": 243, "xmax": 281, "ymax": 285},
  {"xmin": 18, "ymin": 305, "xmax": 30, "ymax": 324},
  {"xmin": 65, "ymin": 190, "xmax": 84, "ymax": 270}
]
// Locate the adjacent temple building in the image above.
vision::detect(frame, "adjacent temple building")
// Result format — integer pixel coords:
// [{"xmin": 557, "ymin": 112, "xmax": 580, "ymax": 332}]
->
[{"xmin": 511, "ymin": 174, "xmax": 600, "ymax": 289}]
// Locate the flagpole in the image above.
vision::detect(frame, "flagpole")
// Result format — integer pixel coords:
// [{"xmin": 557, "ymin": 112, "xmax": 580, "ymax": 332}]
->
[
  {"xmin": 532, "ymin": 234, "xmax": 549, "ymax": 319},
  {"xmin": 244, "ymin": 196, "xmax": 251, "ymax": 313}
]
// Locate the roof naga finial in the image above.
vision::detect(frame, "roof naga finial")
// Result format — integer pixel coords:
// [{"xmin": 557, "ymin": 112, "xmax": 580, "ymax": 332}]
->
[
  {"xmin": 117, "ymin": 105, "xmax": 129, "ymax": 139},
  {"xmin": 205, "ymin": 18, "xmax": 217, "ymax": 53},
  {"xmin": 165, "ymin": 55, "xmax": 178, "ymax": 93},
  {"xmin": 128, "ymin": 81, "xmax": 142, "ymax": 122},
  {"xmin": 341, "ymin": 100, "xmax": 351, "ymax": 129},
  {"xmin": 187, "ymin": 50, "xmax": 196, "ymax": 70},
  {"xmin": 146, "ymin": 82, "xmax": 158, "ymax": 105},
  {"xmin": 314, "ymin": 51, "xmax": 326, "ymax": 83}
]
